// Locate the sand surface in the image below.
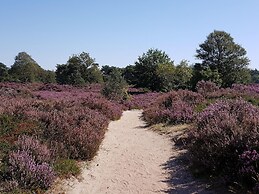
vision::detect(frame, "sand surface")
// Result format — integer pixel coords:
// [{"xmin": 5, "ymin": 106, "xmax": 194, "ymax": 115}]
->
[{"xmin": 50, "ymin": 110, "xmax": 219, "ymax": 194}]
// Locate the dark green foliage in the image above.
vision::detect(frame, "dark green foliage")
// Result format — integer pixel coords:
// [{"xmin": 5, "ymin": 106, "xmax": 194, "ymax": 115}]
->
[
  {"xmin": 9, "ymin": 52, "xmax": 45, "ymax": 83},
  {"xmin": 155, "ymin": 62, "xmax": 175, "ymax": 91},
  {"xmin": 101, "ymin": 65, "xmax": 123, "ymax": 82},
  {"xmin": 40, "ymin": 70, "xmax": 56, "ymax": 83},
  {"xmin": 250, "ymin": 69, "xmax": 259, "ymax": 83},
  {"xmin": 194, "ymin": 30, "xmax": 250, "ymax": 87},
  {"xmin": 0, "ymin": 63, "xmax": 9, "ymax": 82},
  {"xmin": 0, "ymin": 114, "xmax": 18, "ymax": 136},
  {"xmin": 55, "ymin": 52, "xmax": 103, "ymax": 85},
  {"xmin": 123, "ymin": 65, "xmax": 137, "ymax": 85},
  {"xmin": 85, "ymin": 63, "xmax": 103, "ymax": 83},
  {"xmin": 134, "ymin": 48, "xmax": 173, "ymax": 91},
  {"xmin": 102, "ymin": 68, "xmax": 128, "ymax": 101},
  {"xmin": 54, "ymin": 159, "xmax": 80, "ymax": 178},
  {"xmin": 191, "ymin": 64, "xmax": 222, "ymax": 88},
  {"xmin": 171, "ymin": 60, "xmax": 193, "ymax": 90}
]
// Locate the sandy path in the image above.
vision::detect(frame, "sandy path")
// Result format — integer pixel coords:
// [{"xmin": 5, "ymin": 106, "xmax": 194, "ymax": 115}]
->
[{"xmin": 54, "ymin": 110, "xmax": 172, "ymax": 194}]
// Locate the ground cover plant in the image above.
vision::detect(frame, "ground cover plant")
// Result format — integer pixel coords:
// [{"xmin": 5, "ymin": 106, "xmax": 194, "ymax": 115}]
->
[
  {"xmin": 0, "ymin": 83, "xmax": 123, "ymax": 193},
  {"xmin": 143, "ymin": 90, "xmax": 205, "ymax": 125},
  {"xmin": 142, "ymin": 81, "xmax": 259, "ymax": 192},
  {"xmin": 189, "ymin": 99, "xmax": 259, "ymax": 191},
  {"xmin": 1, "ymin": 81, "xmax": 259, "ymax": 193}
]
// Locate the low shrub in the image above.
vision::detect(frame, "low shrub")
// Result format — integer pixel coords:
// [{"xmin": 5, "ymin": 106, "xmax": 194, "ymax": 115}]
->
[
  {"xmin": 8, "ymin": 150, "xmax": 55, "ymax": 190},
  {"xmin": 54, "ymin": 159, "xmax": 80, "ymax": 178},
  {"xmin": 15, "ymin": 135, "xmax": 52, "ymax": 164},
  {"xmin": 189, "ymin": 99, "xmax": 259, "ymax": 189},
  {"xmin": 41, "ymin": 108, "xmax": 108, "ymax": 160},
  {"xmin": 195, "ymin": 80, "xmax": 219, "ymax": 97},
  {"xmin": 143, "ymin": 100, "xmax": 194, "ymax": 125},
  {"xmin": 239, "ymin": 150, "xmax": 259, "ymax": 188},
  {"xmin": 123, "ymin": 92, "xmax": 161, "ymax": 110},
  {"xmin": 81, "ymin": 95, "xmax": 123, "ymax": 120},
  {"xmin": 0, "ymin": 83, "xmax": 124, "ymax": 192},
  {"xmin": 143, "ymin": 90, "xmax": 204, "ymax": 125}
]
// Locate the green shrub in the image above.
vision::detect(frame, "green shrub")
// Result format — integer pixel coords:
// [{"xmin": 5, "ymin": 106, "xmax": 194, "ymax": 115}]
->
[
  {"xmin": 102, "ymin": 69, "xmax": 128, "ymax": 101},
  {"xmin": 54, "ymin": 159, "xmax": 80, "ymax": 178}
]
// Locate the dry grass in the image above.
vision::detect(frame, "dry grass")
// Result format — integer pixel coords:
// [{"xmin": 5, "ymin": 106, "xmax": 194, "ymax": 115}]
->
[{"xmin": 149, "ymin": 123, "xmax": 192, "ymax": 146}]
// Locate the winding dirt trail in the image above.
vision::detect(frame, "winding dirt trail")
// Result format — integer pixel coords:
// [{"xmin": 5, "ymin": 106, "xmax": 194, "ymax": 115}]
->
[
  {"xmin": 50, "ymin": 110, "xmax": 219, "ymax": 194},
  {"xmin": 54, "ymin": 110, "xmax": 172, "ymax": 194}
]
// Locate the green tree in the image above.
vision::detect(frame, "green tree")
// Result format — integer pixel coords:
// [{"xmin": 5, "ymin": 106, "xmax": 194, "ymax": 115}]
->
[
  {"xmin": 101, "ymin": 65, "xmax": 123, "ymax": 82},
  {"xmin": 40, "ymin": 70, "xmax": 56, "ymax": 83},
  {"xmin": 56, "ymin": 64, "xmax": 69, "ymax": 84},
  {"xmin": 155, "ymin": 60, "xmax": 193, "ymax": 91},
  {"xmin": 134, "ymin": 48, "xmax": 173, "ymax": 91},
  {"xmin": 55, "ymin": 52, "xmax": 102, "ymax": 85},
  {"xmin": 123, "ymin": 65, "xmax": 137, "ymax": 85},
  {"xmin": 0, "ymin": 62, "xmax": 9, "ymax": 82},
  {"xmin": 156, "ymin": 63, "xmax": 175, "ymax": 92},
  {"xmin": 172, "ymin": 60, "xmax": 193, "ymax": 89},
  {"xmin": 102, "ymin": 69, "xmax": 128, "ymax": 101},
  {"xmin": 250, "ymin": 69, "xmax": 259, "ymax": 83},
  {"xmin": 192, "ymin": 64, "xmax": 222, "ymax": 88},
  {"xmin": 195, "ymin": 30, "xmax": 250, "ymax": 87},
  {"xmin": 9, "ymin": 52, "xmax": 45, "ymax": 83},
  {"xmin": 85, "ymin": 63, "xmax": 103, "ymax": 83}
]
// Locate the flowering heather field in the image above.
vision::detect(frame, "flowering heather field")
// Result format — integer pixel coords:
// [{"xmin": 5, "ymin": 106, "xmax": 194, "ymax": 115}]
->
[
  {"xmin": 0, "ymin": 83, "xmax": 122, "ymax": 193},
  {"xmin": 1, "ymin": 82, "xmax": 259, "ymax": 192},
  {"xmin": 142, "ymin": 81, "xmax": 259, "ymax": 192}
]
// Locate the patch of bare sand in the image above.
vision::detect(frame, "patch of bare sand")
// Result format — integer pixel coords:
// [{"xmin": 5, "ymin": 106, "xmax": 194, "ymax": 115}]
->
[{"xmin": 49, "ymin": 110, "xmax": 222, "ymax": 194}]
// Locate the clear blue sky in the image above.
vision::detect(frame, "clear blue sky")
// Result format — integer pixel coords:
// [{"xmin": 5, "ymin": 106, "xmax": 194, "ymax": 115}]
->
[{"xmin": 1, "ymin": 0, "xmax": 259, "ymax": 70}]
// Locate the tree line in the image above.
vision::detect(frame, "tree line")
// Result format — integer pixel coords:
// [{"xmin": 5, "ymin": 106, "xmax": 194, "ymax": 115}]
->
[{"xmin": 1, "ymin": 30, "xmax": 259, "ymax": 91}]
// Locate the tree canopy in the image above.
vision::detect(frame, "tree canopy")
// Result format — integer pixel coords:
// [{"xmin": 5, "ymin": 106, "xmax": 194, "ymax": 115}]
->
[
  {"xmin": 194, "ymin": 30, "xmax": 250, "ymax": 87},
  {"xmin": 134, "ymin": 48, "xmax": 173, "ymax": 91},
  {"xmin": 56, "ymin": 52, "xmax": 103, "ymax": 85},
  {"xmin": 102, "ymin": 68, "xmax": 128, "ymax": 101},
  {"xmin": 0, "ymin": 62, "xmax": 9, "ymax": 82},
  {"xmin": 9, "ymin": 52, "xmax": 51, "ymax": 83}
]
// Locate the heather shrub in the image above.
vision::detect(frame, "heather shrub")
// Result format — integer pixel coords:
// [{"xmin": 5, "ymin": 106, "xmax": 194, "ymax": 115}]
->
[
  {"xmin": 143, "ymin": 90, "xmax": 204, "ymax": 125},
  {"xmin": 0, "ymin": 180, "xmax": 19, "ymax": 192},
  {"xmin": 195, "ymin": 80, "xmax": 219, "ymax": 97},
  {"xmin": 15, "ymin": 135, "xmax": 52, "ymax": 164},
  {"xmin": 80, "ymin": 95, "xmax": 123, "ymax": 120},
  {"xmin": 0, "ymin": 112, "xmax": 41, "ymax": 145},
  {"xmin": 41, "ymin": 108, "xmax": 108, "ymax": 160},
  {"xmin": 8, "ymin": 150, "xmax": 55, "ymax": 189},
  {"xmin": 0, "ymin": 83, "xmax": 33, "ymax": 98},
  {"xmin": 143, "ymin": 100, "xmax": 194, "ymax": 125},
  {"xmin": 123, "ymin": 92, "xmax": 161, "ymax": 110},
  {"xmin": 0, "ymin": 83, "xmax": 124, "ymax": 192},
  {"xmin": 189, "ymin": 99, "xmax": 259, "ymax": 186},
  {"xmin": 239, "ymin": 150, "xmax": 259, "ymax": 188}
]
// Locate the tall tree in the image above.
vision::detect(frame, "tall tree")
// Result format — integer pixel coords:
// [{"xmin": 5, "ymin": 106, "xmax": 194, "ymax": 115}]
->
[
  {"xmin": 250, "ymin": 69, "xmax": 259, "ymax": 83},
  {"xmin": 102, "ymin": 68, "xmax": 128, "ymax": 101},
  {"xmin": 195, "ymin": 30, "xmax": 250, "ymax": 87},
  {"xmin": 0, "ymin": 62, "xmax": 9, "ymax": 82},
  {"xmin": 9, "ymin": 52, "xmax": 45, "ymax": 83},
  {"xmin": 85, "ymin": 63, "xmax": 103, "ymax": 83},
  {"xmin": 123, "ymin": 65, "xmax": 137, "ymax": 85},
  {"xmin": 134, "ymin": 48, "xmax": 173, "ymax": 91},
  {"xmin": 101, "ymin": 65, "xmax": 123, "ymax": 82},
  {"xmin": 55, "ymin": 52, "xmax": 101, "ymax": 85},
  {"xmin": 156, "ymin": 63, "xmax": 175, "ymax": 92},
  {"xmin": 172, "ymin": 60, "xmax": 193, "ymax": 89}
]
